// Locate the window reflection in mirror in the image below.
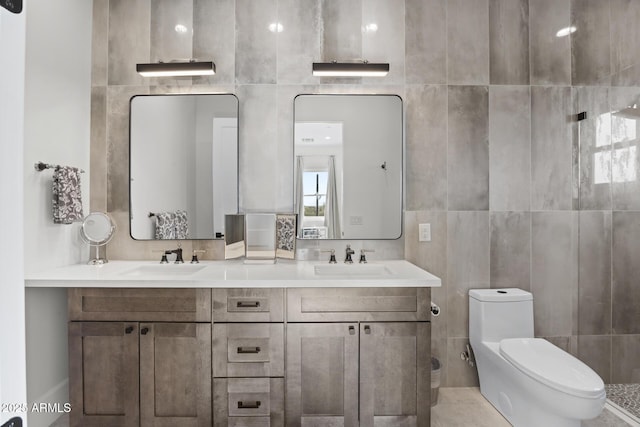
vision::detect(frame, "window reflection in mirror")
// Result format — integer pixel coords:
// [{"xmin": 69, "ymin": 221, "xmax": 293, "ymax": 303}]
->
[
  {"xmin": 129, "ymin": 94, "xmax": 238, "ymax": 240},
  {"xmin": 294, "ymin": 95, "xmax": 403, "ymax": 240}
]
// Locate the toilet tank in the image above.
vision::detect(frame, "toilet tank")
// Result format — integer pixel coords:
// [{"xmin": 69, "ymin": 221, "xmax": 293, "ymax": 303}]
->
[{"xmin": 469, "ymin": 288, "xmax": 534, "ymax": 344}]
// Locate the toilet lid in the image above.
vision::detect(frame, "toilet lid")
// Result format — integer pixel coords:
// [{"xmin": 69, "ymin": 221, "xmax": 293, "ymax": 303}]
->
[{"xmin": 499, "ymin": 338, "xmax": 605, "ymax": 399}]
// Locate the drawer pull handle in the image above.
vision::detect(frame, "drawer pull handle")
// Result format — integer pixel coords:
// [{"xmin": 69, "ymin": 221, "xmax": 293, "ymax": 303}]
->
[
  {"xmin": 237, "ymin": 346, "xmax": 261, "ymax": 354},
  {"xmin": 238, "ymin": 400, "xmax": 261, "ymax": 409},
  {"xmin": 237, "ymin": 301, "xmax": 260, "ymax": 308},
  {"xmin": 364, "ymin": 325, "xmax": 371, "ymax": 334},
  {"xmin": 348, "ymin": 325, "xmax": 355, "ymax": 335},
  {"xmin": 140, "ymin": 327, "xmax": 149, "ymax": 335},
  {"xmin": 125, "ymin": 326, "xmax": 134, "ymax": 334}
]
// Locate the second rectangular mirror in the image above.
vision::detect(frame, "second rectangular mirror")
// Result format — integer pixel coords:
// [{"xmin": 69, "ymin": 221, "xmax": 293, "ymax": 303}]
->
[{"xmin": 294, "ymin": 94, "xmax": 403, "ymax": 240}]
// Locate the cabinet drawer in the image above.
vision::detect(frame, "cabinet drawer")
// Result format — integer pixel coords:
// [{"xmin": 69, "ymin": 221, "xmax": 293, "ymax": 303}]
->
[
  {"xmin": 287, "ymin": 288, "xmax": 430, "ymax": 322},
  {"xmin": 68, "ymin": 288, "xmax": 211, "ymax": 322},
  {"xmin": 213, "ymin": 378, "xmax": 284, "ymax": 427},
  {"xmin": 213, "ymin": 324, "xmax": 284, "ymax": 378},
  {"xmin": 213, "ymin": 289, "xmax": 284, "ymax": 322}
]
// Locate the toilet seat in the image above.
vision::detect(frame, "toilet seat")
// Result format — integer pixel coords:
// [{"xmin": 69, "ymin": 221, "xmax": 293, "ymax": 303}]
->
[{"xmin": 499, "ymin": 338, "xmax": 605, "ymax": 399}]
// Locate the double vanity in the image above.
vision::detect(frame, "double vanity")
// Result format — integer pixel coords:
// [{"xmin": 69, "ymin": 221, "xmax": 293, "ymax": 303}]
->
[{"xmin": 26, "ymin": 260, "xmax": 440, "ymax": 427}]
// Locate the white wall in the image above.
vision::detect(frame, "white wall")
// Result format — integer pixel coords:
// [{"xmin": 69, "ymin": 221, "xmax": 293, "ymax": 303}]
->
[
  {"xmin": 0, "ymin": 5, "xmax": 27, "ymax": 425},
  {"xmin": 23, "ymin": 0, "xmax": 92, "ymax": 273},
  {"xmin": 22, "ymin": 0, "xmax": 93, "ymax": 426}
]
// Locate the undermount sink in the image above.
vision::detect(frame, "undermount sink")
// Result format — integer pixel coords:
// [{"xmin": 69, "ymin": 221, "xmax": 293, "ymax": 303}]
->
[
  {"xmin": 122, "ymin": 264, "xmax": 206, "ymax": 277},
  {"xmin": 313, "ymin": 264, "xmax": 391, "ymax": 277}
]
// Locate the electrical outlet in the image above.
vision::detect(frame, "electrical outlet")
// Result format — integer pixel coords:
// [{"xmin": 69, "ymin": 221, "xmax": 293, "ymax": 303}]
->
[
  {"xmin": 419, "ymin": 223, "xmax": 431, "ymax": 242},
  {"xmin": 350, "ymin": 216, "xmax": 363, "ymax": 225}
]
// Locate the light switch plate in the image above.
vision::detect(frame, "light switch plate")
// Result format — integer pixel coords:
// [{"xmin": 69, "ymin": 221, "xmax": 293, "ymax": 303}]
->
[{"xmin": 419, "ymin": 223, "xmax": 431, "ymax": 242}]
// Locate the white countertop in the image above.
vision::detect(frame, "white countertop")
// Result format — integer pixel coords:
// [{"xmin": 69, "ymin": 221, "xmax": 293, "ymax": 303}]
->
[{"xmin": 25, "ymin": 259, "xmax": 441, "ymax": 288}]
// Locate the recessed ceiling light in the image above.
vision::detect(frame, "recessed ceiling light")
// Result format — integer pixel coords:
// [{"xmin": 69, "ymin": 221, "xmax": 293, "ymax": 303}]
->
[
  {"xmin": 268, "ymin": 22, "xmax": 284, "ymax": 33},
  {"xmin": 556, "ymin": 26, "xmax": 576, "ymax": 37},
  {"xmin": 363, "ymin": 23, "xmax": 378, "ymax": 33}
]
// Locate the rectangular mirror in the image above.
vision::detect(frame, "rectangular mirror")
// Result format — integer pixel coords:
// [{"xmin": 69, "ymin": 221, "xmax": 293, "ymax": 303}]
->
[
  {"xmin": 130, "ymin": 94, "xmax": 238, "ymax": 240},
  {"xmin": 294, "ymin": 94, "xmax": 403, "ymax": 240}
]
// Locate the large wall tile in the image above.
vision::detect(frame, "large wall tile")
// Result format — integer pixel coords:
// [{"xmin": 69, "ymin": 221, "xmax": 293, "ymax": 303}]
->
[
  {"xmin": 576, "ymin": 87, "xmax": 612, "ymax": 210},
  {"xmin": 531, "ymin": 86, "xmax": 574, "ymax": 210},
  {"xmin": 531, "ymin": 212, "xmax": 578, "ymax": 337},
  {"xmin": 611, "ymin": 335, "xmax": 640, "ymax": 383},
  {"xmin": 106, "ymin": 86, "xmax": 150, "ymax": 213},
  {"xmin": 612, "ymin": 212, "xmax": 640, "ymax": 334},
  {"xmin": 447, "ymin": 0, "xmax": 489, "ymax": 85},
  {"xmin": 489, "ymin": 0, "xmax": 529, "ymax": 85},
  {"xmin": 150, "ymin": 0, "xmax": 192, "ymax": 62},
  {"xmin": 447, "ymin": 211, "xmax": 490, "ymax": 338},
  {"xmin": 406, "ymin": 210, "xmax": 447, "ymax": 382},
  {"xmin": 571, "ymin": 0, "xmax": 611, "ymax": 86},
  {"xmin": 490, "ymin": 212, "xmax": 531, "ymax": 290},
  {"xmin": 405, "ymin": 210, "xmax": 448, "ymax": 311},
  {"xmin": 611, "ymin": 87, "xmax": 640, "ymax": 210},
  {"xmin": 236, "ymin": 0, "xmax": 277, "ymax": 84},
  {"xmin": 578, "ymin": 335, "xmax": 611, "ymax": 383},
  {"xmin": 611, "ymin": 0, "xmax": 640, "ymax": 86},
  {"xmin": 406, "ymin": 85, "xmax": 447, "ymax": 211},
  {"xmin": 489, "ymin": 86, "xmax": 531, "ymax": 211},
  {"xmin": 193, "ymin": 0, "xmax": 236, "ymax": 85},
  {"xmin": 91, "ymin": 0, "xmax": 108, "ymax": 86},
  {"xmin": 529, "ymin": 0, "xmax": 571, "ymax": 85},
  {"xmin": 448, "ymin": 86, "xmax": 489, "ymax": 211},
  {"xmin": 578, "ymin": 211, "xmax": 611, "ymax": 336},
  {"xmin": 405, "ymin": 0, "xmax": 446, "ymax": 84},
  {"xmin": 362, "ymin": 0, "xmax": 405, "ymax": 85},
  {"xmin": 108, "ymin": 0, "xmax": 150, "ymax": 86},
  {"xmin": 237, "ymin": 85, "xmax": 279, "ymax": 211},
  {"xmin": 90, "ymin": 87, "xmax": 107, "ymax": 212},
  {"xmin": 277, "ymin": 0, "xmax": 321, "ymax": 85},
  {"xmin": 320, "ymin": 0, "xmax": 361, "ymax": 66}
]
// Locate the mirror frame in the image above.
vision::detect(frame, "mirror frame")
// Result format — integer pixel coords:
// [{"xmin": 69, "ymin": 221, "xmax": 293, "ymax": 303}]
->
[
  {"xmin": 293, "ymin": 93, "xmax": 404, "ymax": 241},
  {"xmin": 128, "ymin": 93, "xmax": 239, "ymax": 241}
]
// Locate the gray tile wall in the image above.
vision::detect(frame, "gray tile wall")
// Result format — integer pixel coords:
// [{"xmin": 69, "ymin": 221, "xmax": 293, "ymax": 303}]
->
[{"xmin": 92, "ymin": 0, "xmax": 640, "ymax": 387}]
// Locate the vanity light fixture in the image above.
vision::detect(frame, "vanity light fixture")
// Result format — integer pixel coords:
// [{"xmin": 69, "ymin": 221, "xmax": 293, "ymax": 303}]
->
[
  {"xmin": 312, "ymin": 60, "xmax": 389, "ymax": 77},
  {"xmin": 136, "ymin": 60, "xmax": 215, "ymax": 77}
]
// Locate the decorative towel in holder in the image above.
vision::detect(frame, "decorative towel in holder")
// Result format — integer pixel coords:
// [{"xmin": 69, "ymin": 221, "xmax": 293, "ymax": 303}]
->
[
  {"xmin": 154, "ymin": 210, "xmax": 189, "ymax": 239},
  {"xmin": 52, "ymin": 166, "xmax": 83, "ymax": 224}
]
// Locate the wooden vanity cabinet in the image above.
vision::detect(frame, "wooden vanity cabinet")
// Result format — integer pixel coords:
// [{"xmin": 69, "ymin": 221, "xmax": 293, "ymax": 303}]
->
[
  {"xmin": 68, "ymin": 289, "xmax": 212, "ymax": 427},
  {"xmin": 212, "ymin": 288, "xmax": 285, "ymax": 427},
  {"xmin": 285, "ymin": 288, "xmax": 431, "ymax": 427}
]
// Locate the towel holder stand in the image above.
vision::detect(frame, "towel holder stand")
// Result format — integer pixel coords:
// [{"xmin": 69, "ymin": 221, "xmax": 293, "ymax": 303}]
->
[{"xmin": 34, "ymin": 161, "xmax": 85, "ymax": 173}]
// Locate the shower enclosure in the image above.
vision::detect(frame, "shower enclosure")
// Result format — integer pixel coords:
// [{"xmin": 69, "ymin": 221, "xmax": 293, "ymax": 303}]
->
[{"xmin": 575, "ymin": 84, "xmax": 640, "ymax": 423}]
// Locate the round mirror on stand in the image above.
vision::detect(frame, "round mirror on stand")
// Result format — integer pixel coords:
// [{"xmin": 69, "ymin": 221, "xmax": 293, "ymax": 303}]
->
[{"xmin": 80, "ymin": 212, "xmax": 116, "ymax": 265}]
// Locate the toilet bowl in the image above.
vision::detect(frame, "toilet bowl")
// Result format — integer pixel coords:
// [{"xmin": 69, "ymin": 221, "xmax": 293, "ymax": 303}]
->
[{"xmin": 469, "ymin": 288, "xmax": 605, "ymax": 427}]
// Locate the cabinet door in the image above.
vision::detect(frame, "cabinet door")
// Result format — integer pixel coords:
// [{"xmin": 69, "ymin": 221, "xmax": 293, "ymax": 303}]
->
[
  {"xmin": 139, "ymin": 323, "xmax": 212, "ymax": 427},
  {"xmin": 286, "ymin": 323, "xmax": 359, "ymax": 427},
  {"xmin": 359, "ymin": 322, "xmax": 430, "ymax": 427},
  {"xmin": 68, "ymin": 322, "xmax": 139, "ymax": 427}
]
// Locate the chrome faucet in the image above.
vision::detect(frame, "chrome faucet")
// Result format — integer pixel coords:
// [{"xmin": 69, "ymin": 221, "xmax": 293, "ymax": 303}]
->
[{"xmin": 344, "ymin": 244, "xmax": 355, "ymax": 264}]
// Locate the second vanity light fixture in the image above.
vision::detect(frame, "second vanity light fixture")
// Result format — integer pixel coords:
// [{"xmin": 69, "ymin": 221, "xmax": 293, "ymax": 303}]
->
[
  {"xmin": 312, "ymin": 60, "xmax": 389, "ymax": 77},
  {"xmin": 136, "ymin": 60, "xmax": 216, "ymax": 77}
]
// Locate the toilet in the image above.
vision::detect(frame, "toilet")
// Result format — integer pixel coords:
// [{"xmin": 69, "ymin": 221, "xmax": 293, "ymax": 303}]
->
[{"xmin": 469, "ymin": 288, "xmax": 606, "ymax": 427}]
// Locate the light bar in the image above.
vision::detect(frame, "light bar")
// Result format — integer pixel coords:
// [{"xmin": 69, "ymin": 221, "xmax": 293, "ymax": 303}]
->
[
  {"xmin": 136, "ymin": 61, "xmax": 216, "ymax": 77},
  {"xmin": 312, "ymin": 61, "xmax": 389, "ymax": 77}
]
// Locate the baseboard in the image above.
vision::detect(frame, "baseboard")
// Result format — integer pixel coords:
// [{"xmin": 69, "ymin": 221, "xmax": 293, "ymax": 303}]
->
[{"xmin": 27, "ymin": 378, "xmax": 69, "ymax": 427}]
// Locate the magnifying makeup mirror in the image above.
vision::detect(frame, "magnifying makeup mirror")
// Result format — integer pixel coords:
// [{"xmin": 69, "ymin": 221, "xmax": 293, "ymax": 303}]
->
[{"xmin": 80, "ymin": 212, "xmax": 116, "ymax": 265}]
